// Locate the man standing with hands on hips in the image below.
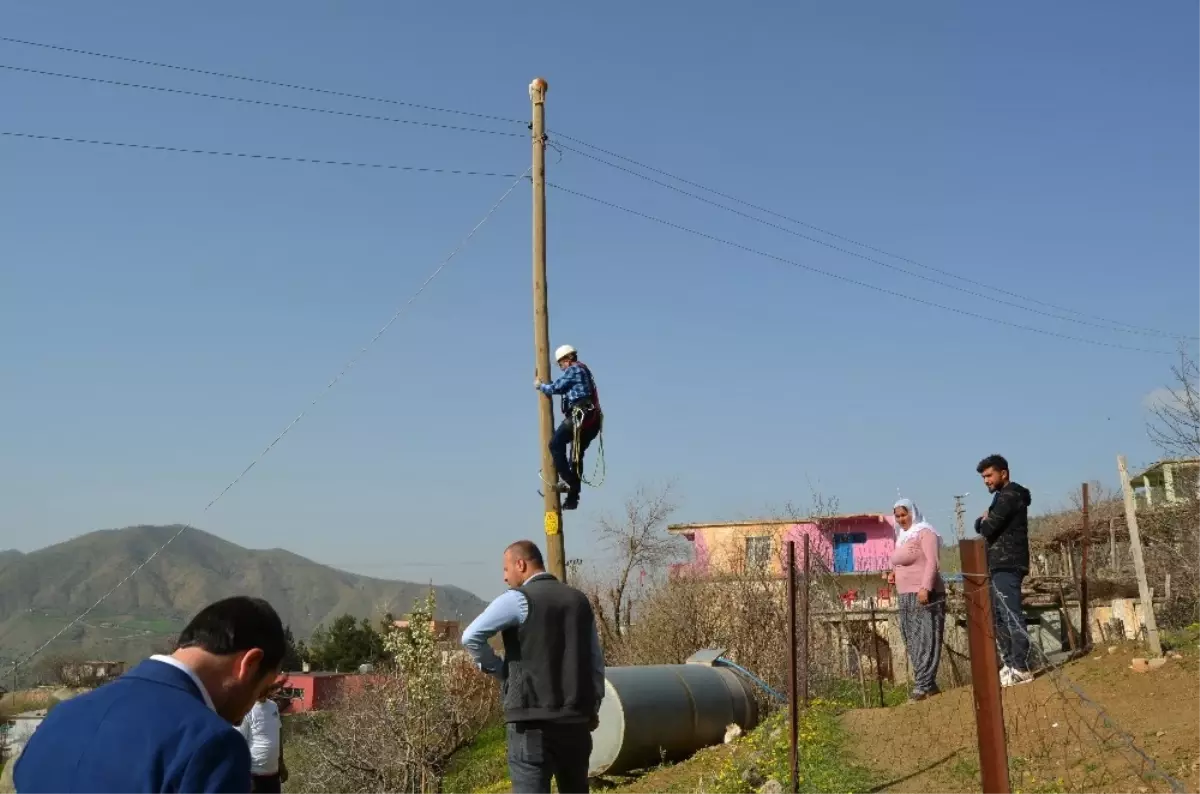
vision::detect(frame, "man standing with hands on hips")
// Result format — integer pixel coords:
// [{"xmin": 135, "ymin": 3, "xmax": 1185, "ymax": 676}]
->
[{"xmin": 462, "ymin": 540, "xmax": 605, "ymax": 794}]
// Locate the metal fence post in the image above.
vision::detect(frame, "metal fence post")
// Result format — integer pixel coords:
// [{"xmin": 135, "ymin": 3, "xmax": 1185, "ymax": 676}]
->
[
  {"xmin": 959, "ymin": 538, "xmax": 1011, "ymax": 793},
  {"xmin": 787, "ymin": 540, "xmax": 799, "ymax": 794},
  {"xmin": 868, "ymin": 597, "xmax": 885, "ymax": 707},
  {"xmin": 800, "ymin": 534, "xmax": 810, "ymax": 709}
]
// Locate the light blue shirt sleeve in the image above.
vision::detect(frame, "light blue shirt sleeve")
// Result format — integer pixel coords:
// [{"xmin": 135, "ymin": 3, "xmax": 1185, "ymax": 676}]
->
[
  {"xmin": 539, "ymin": 366, "xmax": 580, "ymax": 396},
  {"xmin": 461, "ymin": 589, "xmax": 529, "ymax": 678}
]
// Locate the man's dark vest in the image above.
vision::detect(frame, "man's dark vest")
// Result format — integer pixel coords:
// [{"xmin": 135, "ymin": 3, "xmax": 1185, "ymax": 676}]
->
[{"xmin": 500, "ymin": 574, "xmax": 597, "ymax": 724}]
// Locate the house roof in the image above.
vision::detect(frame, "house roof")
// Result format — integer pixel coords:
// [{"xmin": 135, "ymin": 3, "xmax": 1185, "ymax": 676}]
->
[
  {"xmin": 1130, "ymin": 457, "xmax": 1200, "ymax": 482},
  {"xmin": 283, "ymin": 671, "xmax": 357, "ymax": 678},
  {"xmin": 667, "ymin": 514, "xmax": 890, "ymax": 534}
]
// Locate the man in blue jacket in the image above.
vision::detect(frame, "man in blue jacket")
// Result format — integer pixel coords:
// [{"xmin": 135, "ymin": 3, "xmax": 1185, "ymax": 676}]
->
[{"xmin": 15, "ymin": 595, "xmax": 287, "ymax": 793}]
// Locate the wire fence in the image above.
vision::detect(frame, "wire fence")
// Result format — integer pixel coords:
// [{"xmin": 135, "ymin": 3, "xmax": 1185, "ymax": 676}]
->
[{"xmin": 825, "ymin": 540, "xmax": 1194, "ymax": 794}]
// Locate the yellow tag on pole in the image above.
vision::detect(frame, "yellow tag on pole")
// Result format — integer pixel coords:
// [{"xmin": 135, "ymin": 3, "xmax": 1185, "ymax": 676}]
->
[{"xmin": 544, "ymin": 511, "xmax": 560, "ymax": 536}]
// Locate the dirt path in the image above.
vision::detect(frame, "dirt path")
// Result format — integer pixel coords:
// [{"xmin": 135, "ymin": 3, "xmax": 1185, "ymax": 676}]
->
[{"xmin": 841, "ymin": 647, "xmax": 1200, "ymax": 793}]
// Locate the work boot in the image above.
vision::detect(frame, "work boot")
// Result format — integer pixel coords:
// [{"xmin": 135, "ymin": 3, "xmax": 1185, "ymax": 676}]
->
[{"xmin": 563, "ymin": 493, "xmax": 580, "ymax": 511}]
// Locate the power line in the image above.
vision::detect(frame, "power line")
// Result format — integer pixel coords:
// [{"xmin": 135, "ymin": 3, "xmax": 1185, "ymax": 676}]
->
[
  {"xmin": 547, "ymin": 181, "xmax": 1175, "ymax": 356},
  {"xmin": 6, "ymin": 167, "xmax": 531, "ymax": 674},
  {"xmin": 18, "ymin": 51, "xmax": 1177, "ymax": 342},
  {"xmin": 550, "ymin": 133, "xmax": 1195, "ymax": 342},
  {"xmin": 0, "ymin": 130, "xmax": 523, "ymax": 178},
  {"xmin": 6, "ymin": 34, "xmax": 1186, "ymax": 341},
  {"xmin": 3, "ymin": 125, "xmax": 1168, "ymax": 354},
  {"xmin": 0, "ymin": 36, "xmax": 525, "ymax": 126},
  {"xmin": 0, "ymin": 63, "xmax": 524, "ymax": 139},
  {"xmin": 553, "ymin": 140, "xmax": 1195, "ymax": 342}
]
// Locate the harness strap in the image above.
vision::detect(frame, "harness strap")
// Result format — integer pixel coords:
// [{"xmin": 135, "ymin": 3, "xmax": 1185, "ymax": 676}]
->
[{"xmin": 565, "ymin": 361, "xmax": 605, "ymax": 488}]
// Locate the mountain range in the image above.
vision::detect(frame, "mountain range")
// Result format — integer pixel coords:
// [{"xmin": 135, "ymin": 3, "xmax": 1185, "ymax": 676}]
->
[{"xmin": 0, "ymin": 525, "xmax": 487, "ymax": 676}]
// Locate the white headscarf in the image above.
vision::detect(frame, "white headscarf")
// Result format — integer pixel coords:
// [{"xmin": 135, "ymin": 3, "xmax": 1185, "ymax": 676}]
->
[{"xmin": 893, "ymin": 498, "xmax": 938, "ymax": 549}]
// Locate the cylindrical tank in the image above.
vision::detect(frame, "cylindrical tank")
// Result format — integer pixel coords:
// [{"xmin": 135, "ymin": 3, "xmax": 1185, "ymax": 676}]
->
[{"xmin": 589, "ymin": 663, "xmax": 760, "ymax": 776}]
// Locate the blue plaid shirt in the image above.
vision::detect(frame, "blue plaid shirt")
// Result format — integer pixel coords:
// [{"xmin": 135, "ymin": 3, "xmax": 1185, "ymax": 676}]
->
[{"xmin": 538, "ymin": 363, "xmax": 597, "ymax": 416}]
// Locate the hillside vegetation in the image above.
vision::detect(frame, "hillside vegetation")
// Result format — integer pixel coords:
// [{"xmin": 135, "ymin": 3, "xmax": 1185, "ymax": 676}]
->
[{"xmin": 0, "ymin": 524, "xmax": 485, "ymax": 673}]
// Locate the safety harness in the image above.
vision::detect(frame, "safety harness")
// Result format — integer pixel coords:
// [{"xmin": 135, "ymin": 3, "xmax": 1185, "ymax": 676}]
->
[{"xmin": 565, "ymin": 361, "xmax": 605, "ymax": 488}]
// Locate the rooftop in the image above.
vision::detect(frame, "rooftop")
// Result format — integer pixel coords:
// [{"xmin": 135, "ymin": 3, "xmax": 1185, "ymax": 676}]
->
[
  {"xmin": 1130, "ymin": 457, "xmax": 1200, "ymax": 481},
  {"xmin": 667, "ymin": 514, "xmax": 889, "ymax": 533}
]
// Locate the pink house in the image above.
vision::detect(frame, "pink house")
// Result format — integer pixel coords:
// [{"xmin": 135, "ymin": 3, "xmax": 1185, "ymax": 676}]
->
[{"xmin": 667, "ymin": 514, "xmax": 897, "ymax": 579}]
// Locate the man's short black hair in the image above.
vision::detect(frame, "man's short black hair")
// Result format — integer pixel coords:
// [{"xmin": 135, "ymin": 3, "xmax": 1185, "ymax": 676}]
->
[
  {"xmin": 176, "ymin": 596, "xmax": 286, "ymax": 675},
  {"xmin": 506, "ymin": 540, "xmax": 545, "ymax": 568},
  {"xmin": 977, "ymin": 454, "xmax": 1010, "ymax": 475}
]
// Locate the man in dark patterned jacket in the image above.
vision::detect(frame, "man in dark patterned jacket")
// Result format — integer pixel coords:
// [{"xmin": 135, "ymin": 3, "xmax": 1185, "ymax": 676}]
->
[{"xmin": 975, "ymin": 454, "xmax": 1034, "ymax": 686}]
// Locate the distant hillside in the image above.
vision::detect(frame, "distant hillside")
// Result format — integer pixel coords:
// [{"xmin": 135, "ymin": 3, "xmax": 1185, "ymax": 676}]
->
[{"xmin": 0, "ymin": 525, "xmax": 486, "ymax": 671}]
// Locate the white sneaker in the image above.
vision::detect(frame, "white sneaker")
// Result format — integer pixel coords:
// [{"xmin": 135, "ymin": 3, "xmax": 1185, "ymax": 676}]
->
[{"xmin": 1003, "ymin": 668, "xmax": 1034, "ymax": 687}]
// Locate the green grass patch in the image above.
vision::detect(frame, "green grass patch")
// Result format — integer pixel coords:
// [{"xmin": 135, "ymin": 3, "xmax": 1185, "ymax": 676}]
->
[
  {"xmin": 444, "ymin": 722, "xmax": 509, "ymax": 793},
  {"xmin": 370, "ymin": 681, "xmax": 892, "ymax": 794},
  {"xmin": 817, "ymin": 677, "xmax": 909, "ymax": 709},
  {"xmin": 1161, "ymin": 621, "xmax": 1199, "ymax": 652},
  {"xmin": 707, "ymin": 702, "xmax": 876, "ymax": 793}
]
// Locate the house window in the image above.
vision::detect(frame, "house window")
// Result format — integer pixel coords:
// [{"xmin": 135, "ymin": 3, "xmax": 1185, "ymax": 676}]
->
[
  {"xmin": 832, "ymin": 532, "xmax": 868, "ymax": 574},
  {"xmin": 745, "ymin": 536, "xmax": 772, "ymax": 569}
]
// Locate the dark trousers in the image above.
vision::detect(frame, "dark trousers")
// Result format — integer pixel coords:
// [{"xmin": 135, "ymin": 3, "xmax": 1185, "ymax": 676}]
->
[
  {"xmin": 549, "ymin": 414, "xmax": 601, "ymax": 497},
  {"xmin": 507, "ymin": 721, "xmax": 592, "ymax": 794},
  {"xmin": 992, "ymin": 570, "xmax": 1031, "ymax": 672},
  {"xmin": 251, "ymin": 774, "xmax": 282, "ymax": 794}
]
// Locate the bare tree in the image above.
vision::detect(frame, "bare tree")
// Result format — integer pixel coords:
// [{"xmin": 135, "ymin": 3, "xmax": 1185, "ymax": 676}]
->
[
  {"xmin": 1146, "ymin": 346, "xmax": 1200, "ymax": 460},
  {"xmin": 591, "ymin": 483, "xmax": 684, "ymax": 643}
]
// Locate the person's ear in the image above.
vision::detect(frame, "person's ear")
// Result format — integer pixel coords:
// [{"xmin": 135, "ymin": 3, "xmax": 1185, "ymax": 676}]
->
[{"xmin": 235, "ymin": 648, "xmax": 265, "ymax": 683}]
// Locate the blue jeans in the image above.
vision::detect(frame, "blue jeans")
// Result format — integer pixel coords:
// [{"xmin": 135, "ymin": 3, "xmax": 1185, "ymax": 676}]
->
[
  {"xmin": 549, "ymin": 414, "xmax": 601, "ymax": 498},
  {"xmin": 507, "ymin": 721, "xmax": 592, "ymax": 794},
  {"xmin": 992, "ymin": 570, "xmax": 1031, "ymax": 672}
]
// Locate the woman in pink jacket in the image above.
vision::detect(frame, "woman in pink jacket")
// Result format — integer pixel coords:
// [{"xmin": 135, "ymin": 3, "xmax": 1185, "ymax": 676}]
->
[{"xmin": 887, "ymin": 498, "xmax": 945, "ymax": 700}]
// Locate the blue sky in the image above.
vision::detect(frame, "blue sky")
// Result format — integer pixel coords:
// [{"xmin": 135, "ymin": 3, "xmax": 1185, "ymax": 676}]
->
[{"xmin": 1, "ymin": 2, "xmax": 1196, "ymax": 601}]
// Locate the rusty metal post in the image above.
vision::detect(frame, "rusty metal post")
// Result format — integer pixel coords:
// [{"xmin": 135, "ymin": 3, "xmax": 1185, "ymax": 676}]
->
[
  {"xmin": 868, "ymin": 597, "xmax": 885, "ymax": 707},
  {"xmin": 959, "ymin": 538, "xmax": 1011, "ymax": 794},
  {"xmin": 787, "ymin": 540, "xmax": 798, "ymax": 794},
  {"xmin": 1080, "ymin": 482, "xmax": 1091, "ymax": 650},
  {"xmin": 800, "ymin": 534, "xmax": 810, "ymax": 709}
]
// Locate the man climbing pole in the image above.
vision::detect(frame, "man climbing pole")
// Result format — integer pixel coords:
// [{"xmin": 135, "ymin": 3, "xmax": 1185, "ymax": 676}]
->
[{"xmin": 535, "ymin": 344, "xmax": 603, "ymax": 511}]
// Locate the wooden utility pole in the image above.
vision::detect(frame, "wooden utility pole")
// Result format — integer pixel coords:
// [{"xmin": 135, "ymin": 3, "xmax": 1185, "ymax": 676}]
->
[
  {"xmin": 1117, "ymin": 455, "xmax": 1162, "ymax": 657},
  {"xmin": 954, "ymin": 494, "xmax": 968, "ymax": 540},
  {"xmin": 530, "ymin": 77, "xmax": 565, "ymax": 582}
]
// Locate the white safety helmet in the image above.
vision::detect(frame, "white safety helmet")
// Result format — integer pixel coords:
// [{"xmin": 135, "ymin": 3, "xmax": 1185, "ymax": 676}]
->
[{"xmin": 554, "ymin": 344, "xmax": 577, "ymax": 362}]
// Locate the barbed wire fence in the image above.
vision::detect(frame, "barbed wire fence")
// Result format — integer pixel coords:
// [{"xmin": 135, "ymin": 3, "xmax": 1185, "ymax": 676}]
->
[
  {"xmin": 790, "ymin": 532, "xmax": 1194, "ymax": 794},
  {"xmin": 988, "ymin": 578, "xmax": 1189, "ymax": 794}
]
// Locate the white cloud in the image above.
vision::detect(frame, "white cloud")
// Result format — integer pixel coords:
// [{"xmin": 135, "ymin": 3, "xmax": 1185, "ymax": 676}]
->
[{"xmin": 1143, "ymin": 387, "xmax": 1187, "ymax": 412}]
